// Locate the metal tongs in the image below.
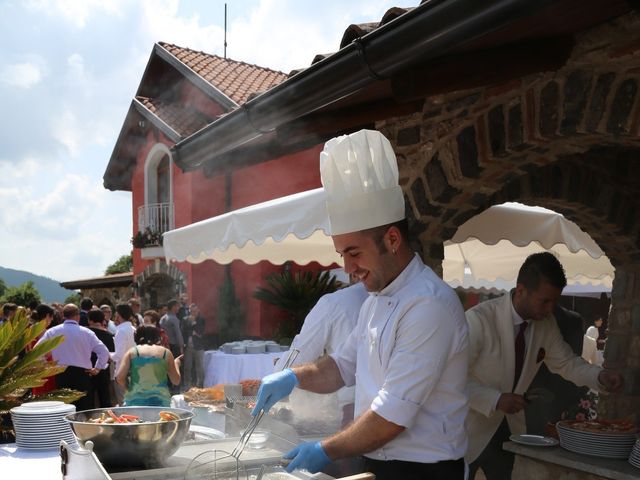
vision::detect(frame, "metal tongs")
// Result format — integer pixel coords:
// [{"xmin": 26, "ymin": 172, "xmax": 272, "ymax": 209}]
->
[
  {"xmin": 185, "ymin": 348, "xmax": 299, "ymax": 480},
  {"xmin": 231, "ymin": 348, "xmax": 299, "ymax": 458}
]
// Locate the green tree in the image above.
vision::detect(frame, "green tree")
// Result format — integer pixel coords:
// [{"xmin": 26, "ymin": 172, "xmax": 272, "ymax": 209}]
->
[
  {"xmin": 0, "ymin": 278, "xmax": 6, "ymax": 298},
  {"xmin": 64, "ymin": 292, "xmax": 82, "ymax": 305},
  {"xmin": 105, "ymin": 253, "xmax": 133, "ymax": 275},
  {"xmin": 0, "ymin": 281, "xmax": 41, "ymax": 307},
  {"xmin": 217, "ymin": 268, "xmax": 245, "ymax": 344}
]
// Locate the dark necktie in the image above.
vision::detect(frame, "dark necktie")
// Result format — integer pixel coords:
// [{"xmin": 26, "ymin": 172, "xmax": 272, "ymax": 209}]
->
[{"xmin": 513, "ymin": 322, "xmax": 528, "ymax": 389}]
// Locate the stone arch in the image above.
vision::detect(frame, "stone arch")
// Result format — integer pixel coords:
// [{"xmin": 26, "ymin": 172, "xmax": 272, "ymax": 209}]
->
[
  {"xmin": 135, "ymin": 260, "xmax": 186, "ymax": 309},
  {"xmin": 381, "ymin": 16, "xmax": 640, "ymax": 419}
]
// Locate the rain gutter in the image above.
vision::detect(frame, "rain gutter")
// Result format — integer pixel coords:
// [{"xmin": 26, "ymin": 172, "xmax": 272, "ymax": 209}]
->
[{"xmin": 171, "ymin": 0, "xmax": 557, "ymax": 171}]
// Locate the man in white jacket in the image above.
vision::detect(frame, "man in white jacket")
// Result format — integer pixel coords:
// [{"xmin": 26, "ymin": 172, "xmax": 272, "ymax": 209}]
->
[
  {"xmin": 274, "ymin": 281, "xmax": 368, "ymax": 426},
  {"xmin": 465, "ymin": 252, "xmax": 623, "ymax": 480},
  {"xmin": 249, "ymin": 130, "xmax": 469, "ymax": 480}
]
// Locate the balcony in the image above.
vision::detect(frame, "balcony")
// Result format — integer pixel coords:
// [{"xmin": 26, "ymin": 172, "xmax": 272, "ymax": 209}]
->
[{"xmin": 134, "ymin": 203, "xmax": 174, "ymax": 258}]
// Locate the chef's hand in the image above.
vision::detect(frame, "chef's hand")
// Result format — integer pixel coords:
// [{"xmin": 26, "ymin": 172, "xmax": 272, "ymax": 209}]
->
[
  {"xmin": 251, "ymin": 369, "xmax": 298, "ymax": 416},
  {"xmin": 283, "ymin": 441, "xmax": 330, "ymax": 473},
  {"xmin": 496, "ymin": 393, "xmax": 527, "ymax": 414},
  {"xmin": 598, "ymin": 369, "xmax": 624, "ymax": 393}
]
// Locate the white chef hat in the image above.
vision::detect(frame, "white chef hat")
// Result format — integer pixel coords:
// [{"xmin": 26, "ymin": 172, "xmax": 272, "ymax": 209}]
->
[{"xmin": 320, "ymin": 129, "xmax": 405, "ymax": 235}]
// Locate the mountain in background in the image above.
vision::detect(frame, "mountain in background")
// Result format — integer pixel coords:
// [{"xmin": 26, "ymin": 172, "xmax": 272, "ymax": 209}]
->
[{"xmin": 0, "ymin": 266, "xmax": 77, "ymax": 303}]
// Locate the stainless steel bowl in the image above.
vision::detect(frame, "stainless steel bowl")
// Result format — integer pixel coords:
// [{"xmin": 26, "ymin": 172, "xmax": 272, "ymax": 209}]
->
[{"xmin": 64, "ymin": 406, "xmax": 194, "ymax": 467}]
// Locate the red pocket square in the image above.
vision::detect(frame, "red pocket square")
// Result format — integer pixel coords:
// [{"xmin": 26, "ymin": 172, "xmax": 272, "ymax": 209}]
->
[{"xmin": 536, "ymin": 348, "xmax": 545, "ymax": 363}]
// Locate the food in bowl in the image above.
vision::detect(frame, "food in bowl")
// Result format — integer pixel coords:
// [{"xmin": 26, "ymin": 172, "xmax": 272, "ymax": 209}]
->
[
  {"xmin": 65, "ymin": 406, "xmax": 194, "ymax": 467},
  {"xmin": 87, "ymin": 409, "xmax": 180, "ymax": 424}
]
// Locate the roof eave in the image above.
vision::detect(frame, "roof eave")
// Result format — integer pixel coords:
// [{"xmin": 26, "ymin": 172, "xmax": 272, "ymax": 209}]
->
[
  {"xmin": 170, "ymin": 0, "xmax": 560, "ymax": 172},
  {"xmin": 154, "ymin": 43, "xmax": 239, "ymax": 111},
  {"xmin": 132, "ymin": 98, "xmax": 182, "ymax": 143}
]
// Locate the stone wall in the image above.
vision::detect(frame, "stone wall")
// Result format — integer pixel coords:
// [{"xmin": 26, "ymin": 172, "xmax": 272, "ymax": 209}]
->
[{"xmin": 377, "ymin": 12, "xmax": 640, "ymax": 419}]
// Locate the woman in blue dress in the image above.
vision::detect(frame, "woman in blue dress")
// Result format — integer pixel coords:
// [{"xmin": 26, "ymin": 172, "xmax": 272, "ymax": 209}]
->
[{"xmin": 116, "ymin": 325, "xmax": 182, "ymax": 406}]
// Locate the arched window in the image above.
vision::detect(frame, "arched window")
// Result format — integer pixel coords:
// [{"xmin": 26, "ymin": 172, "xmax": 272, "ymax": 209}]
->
[{"xmin": 140, "ymin": 144, "xmax": 174, "ymax": 236}]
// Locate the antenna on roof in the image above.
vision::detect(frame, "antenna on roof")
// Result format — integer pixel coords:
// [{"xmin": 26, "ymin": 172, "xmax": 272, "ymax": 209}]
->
[{"xmin": 224, "ymin": 3, "xmax": 228, "ymax": 59}]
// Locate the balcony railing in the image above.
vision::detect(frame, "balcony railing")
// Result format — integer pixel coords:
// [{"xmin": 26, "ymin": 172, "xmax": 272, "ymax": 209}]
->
[{"xmin": 136, "ymin": 202, "xmax": 174, "ymax": 247}]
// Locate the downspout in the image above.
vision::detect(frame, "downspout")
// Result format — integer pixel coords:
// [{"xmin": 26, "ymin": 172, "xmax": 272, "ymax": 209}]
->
[{"xmin": 171, "ymin": 0, "xmax": 557, "ymax": 171}]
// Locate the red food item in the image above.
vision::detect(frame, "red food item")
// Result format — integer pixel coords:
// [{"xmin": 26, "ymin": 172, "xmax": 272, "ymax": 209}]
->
[
  {"xmin": 239, "ymin": 379, "xmax": 261, "ymax": 396},
  {"xmin": 562, "ymin": 419, "xmax": 637, "ymax": 434}
]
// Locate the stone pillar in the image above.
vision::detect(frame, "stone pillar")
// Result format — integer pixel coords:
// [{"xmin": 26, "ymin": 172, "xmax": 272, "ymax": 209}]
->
[{"xmin": 598, "ymin": 267, "xmax": 640, "ymax": 420}]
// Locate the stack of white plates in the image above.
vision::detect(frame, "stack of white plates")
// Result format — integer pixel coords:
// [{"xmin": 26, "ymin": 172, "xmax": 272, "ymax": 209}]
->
[
  {"xmin": 629, "ymin": 439, "xmax": 640, "ymax": 469},
  {"xmin": 557, "ymin": 420, "xmax": 637, "ymax": 459},
  {"xmin": 10, "ymin": 401, "xmax": 77, "ymax": 449}
]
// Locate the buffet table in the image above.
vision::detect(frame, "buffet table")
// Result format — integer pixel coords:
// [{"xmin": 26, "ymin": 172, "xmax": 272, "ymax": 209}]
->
[
  {"xmin": 203, "ymin": 350, "xmax": 284, "ymax": 386},
  {"xmin": 0, "ymin": 443, "xmax": 60, "ymax": 478},
  {"xmin": 504, "ymin": 441, "xmax": 639, "ymax": 480}
]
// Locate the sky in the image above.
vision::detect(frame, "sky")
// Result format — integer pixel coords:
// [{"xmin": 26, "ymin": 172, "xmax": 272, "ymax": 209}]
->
[{"xmin": 0, "ymin": 0, "xmax": 402, "ymax": 282}]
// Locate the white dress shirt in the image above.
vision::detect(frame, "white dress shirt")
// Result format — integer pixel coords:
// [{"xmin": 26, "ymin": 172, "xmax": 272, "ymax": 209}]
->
[
  {"xmin": 36, "ymin": 319, "xmax": 110, "ymax": 370},
  {"xmin": 331, "ymin": 254, "xmax": 469, "ymax": 463},
  {"xmin": 112, "ymin": 321, "xmax": 136, "ymax": 373}
]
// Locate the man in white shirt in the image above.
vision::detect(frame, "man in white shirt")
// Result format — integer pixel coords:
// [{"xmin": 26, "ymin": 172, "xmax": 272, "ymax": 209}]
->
[
  {"xmin": 36, "ymin": 304, "xmax": 109, "ymax": 411},
  {"xmin": 465, "ymin": 252, "xmax": 624, "ymax": 480},
  {"xmin": 250, "ymin": 130, "xmax": 469, "ymax": 480},
  {"xmin": 112, "ymin": 303, "xmax": 136, "ymax": 405},
  {"xmin": 274, "ymin": 281, "xmax": 368, "ymax": 426}
]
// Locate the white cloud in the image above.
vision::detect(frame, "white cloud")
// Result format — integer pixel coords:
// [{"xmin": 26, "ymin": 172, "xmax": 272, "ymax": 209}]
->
[
  {"xmin": 0, "ymin": 62, "xmax": 43, "ymax": 88},
  {"xmin": 0, "ymin": 0, "xmax": 402, "ymax": 282},
  {"xmin": 138, "ymin": 0, "xmax": 224, "ymax": 55},
  {"xmin": 24, "ymin": 0, "xmax": 126, "ymax": 29}
]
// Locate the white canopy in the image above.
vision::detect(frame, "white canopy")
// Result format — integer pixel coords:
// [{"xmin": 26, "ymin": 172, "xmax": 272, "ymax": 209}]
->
[
  {"xmin": 443, "ymin": 203, "xmax": 614, "ymax": 289},
  {"xmin": 163, "ymin": 191, "xmax": 614, "ymax": 290},
  {"xmin": 163, "ymin": 188, "xmax": 340, "ymax": 266}
]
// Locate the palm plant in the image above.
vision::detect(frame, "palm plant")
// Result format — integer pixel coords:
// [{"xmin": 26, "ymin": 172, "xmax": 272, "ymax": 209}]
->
[
  {"xmin": 0, "ymin": 308, "xmax": 84, "ymax": 438},
  {"xmin": 253, "ymin": 268, "xmax": 343, "ymax": 340}
]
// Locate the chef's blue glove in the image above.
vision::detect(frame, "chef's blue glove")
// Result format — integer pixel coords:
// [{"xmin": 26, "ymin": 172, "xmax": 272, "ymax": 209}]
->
[
  {"xmin": 251, "ymin": 369, "xmax": 299, "ymax": 416},
  {"xmin": 283, "ymin": 441, "xmax": 331, "ymax": 473}
]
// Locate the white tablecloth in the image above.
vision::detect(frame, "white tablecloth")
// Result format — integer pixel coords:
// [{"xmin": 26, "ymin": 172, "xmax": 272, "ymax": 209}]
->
[
  {"xmin": 203, "ymin": 350, "xmax": 284, "ymax": 386},
  {"xmin": 0, "ymin": 444, "xmax": 60, "ymax": 479}
]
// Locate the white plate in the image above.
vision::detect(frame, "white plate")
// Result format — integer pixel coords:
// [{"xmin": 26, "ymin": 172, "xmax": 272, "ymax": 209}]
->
[
  {"xmin": 19, "ymin": 401, "xmax": 65, "ymax": 409},
  {"xmin": 11, "ymin": 403, "xmax": 75, "ymax": 415},
  {"xmin": 510, "ymin": 434, "xmax": 558, "ymax": 447}
]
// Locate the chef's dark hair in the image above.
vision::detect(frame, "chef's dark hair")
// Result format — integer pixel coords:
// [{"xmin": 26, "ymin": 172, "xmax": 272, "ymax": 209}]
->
[
  {"xmin": 362, "ymin": 218, "xmax": 409, "ymax": 254},
  {"xmin": 517, "ymin": 252, "xmax": 567, "ymax": 291},
  {"xmin": 135, "ymin": 325, "xmax": 161, "ymax": 346}
]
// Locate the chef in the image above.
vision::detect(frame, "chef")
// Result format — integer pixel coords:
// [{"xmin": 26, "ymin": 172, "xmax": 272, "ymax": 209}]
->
[{"xmin": 252, "ymin": 129, "xmax": 469, "ymax": 480}]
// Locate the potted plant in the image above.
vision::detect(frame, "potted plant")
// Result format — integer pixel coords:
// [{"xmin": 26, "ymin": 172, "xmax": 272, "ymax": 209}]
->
[
  {"xmin": 131, "ymin": 227, "xmax": 163, "ymax": 248},
  {"xmin": 0, "ymin": 308, "xmax": 83, "ymax": 441},
  {"xmin": 253, "ymin": 268, "xmax": 343, "ymax": 341}
]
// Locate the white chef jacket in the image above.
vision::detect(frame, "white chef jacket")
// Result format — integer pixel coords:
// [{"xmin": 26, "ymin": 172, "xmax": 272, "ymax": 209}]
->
[
  {"xmin": 275, "ymin": 282, "xmax": 368, "ymax": 408},
  {"xmin": 275, "ymin": 282, "xmax": 368, "ymax": 368},
  {"xmin": 331, "ymin": 254, "xmax": 469, "ymax": 463}
]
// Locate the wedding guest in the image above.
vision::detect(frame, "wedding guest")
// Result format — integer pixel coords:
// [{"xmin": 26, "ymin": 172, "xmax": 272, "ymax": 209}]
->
[
  {"xmin": 30, "ymin": 304, "xmax": 57, "ymax": 395},
  {"xmin": 35, "ymin": 304, "xmax": 109, "ymax": 411},
  {"xmin": 87, "ymin": 309, "xmax": 115, "ymax": 407},
  {"xmin": 112, "ymin": 303, "xmax": 136, "ymax": 405},
  {"xmin": 116, "ymin": 325, "xmax": 181, "ymax": 406},
  {"xmin": 143, "ymin": 309, "xmax": 170, "ymax": 348}
]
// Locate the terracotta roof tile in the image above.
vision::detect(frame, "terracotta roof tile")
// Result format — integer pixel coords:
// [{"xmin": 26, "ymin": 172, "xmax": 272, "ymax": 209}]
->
[
  {"xmin": 159, "ymin": 42, "xmax": 288, "ymax": 105},
  {"xmin": 138, "ymin": 96, "xmax": 211, "ymax": 137}
]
